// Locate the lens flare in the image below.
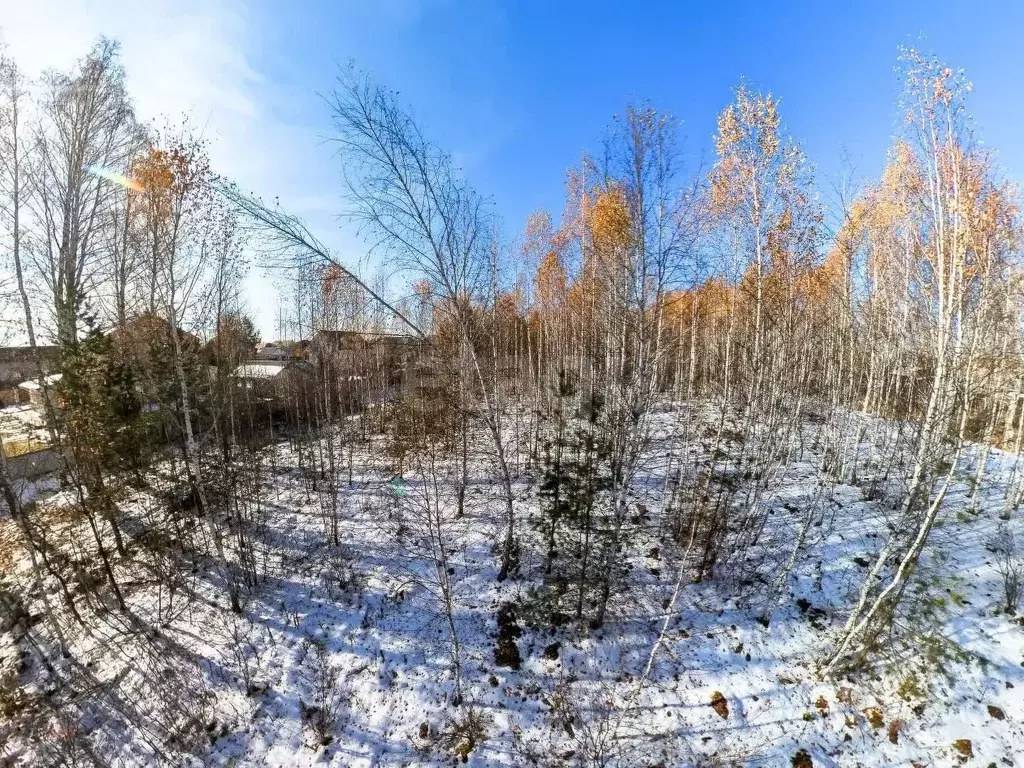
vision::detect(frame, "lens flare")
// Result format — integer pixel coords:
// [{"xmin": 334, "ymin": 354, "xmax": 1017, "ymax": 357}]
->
[{"xmin": 83, "ymin": 164, "xmax": 143, "ymax": 192}]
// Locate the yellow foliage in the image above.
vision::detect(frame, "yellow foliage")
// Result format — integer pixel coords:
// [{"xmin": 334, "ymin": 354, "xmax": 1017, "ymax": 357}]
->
[
  {"xmin": 587, "ymin": 185, "xmax": 631, "ymax": 254},
  {"xmin": 322, "ymin": 264, "xmax": 345, "ymax": 303},
  {"xmin": 663, "ymin": 279, "xmax": 736, "ymax": 329},
  {"xmin": 709, "ymin": 85, "xmax": 794, "ymax": 218},
  {"xmin": 535, "ymin": 251, "xmax": 567, "ymax": 311}
]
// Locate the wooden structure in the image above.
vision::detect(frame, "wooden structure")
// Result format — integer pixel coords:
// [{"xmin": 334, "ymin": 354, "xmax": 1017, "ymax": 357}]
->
[
  {"xmin": 232, "ymin": 360, "xmax": 313, "ymax": 401},
  {"xmin": 0, "ymin": 346, "xmax": 59, "ymax": 406}
]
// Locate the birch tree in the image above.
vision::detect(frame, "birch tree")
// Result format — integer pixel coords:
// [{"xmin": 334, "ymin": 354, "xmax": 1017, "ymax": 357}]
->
[
  {"xmin": 825, "ymin": 50, "xmax": 1019, "ymax": 674},
  {"xmin": 31, "ymin": 39, "xmax": 137, "ymax": 346},
  {"xmin": 136, "ymin": 130, "xmax": 242, "ymax": 613},
  {"xmin": 325, "ymin": 69, "xmax": 523, "ymax": 579}
]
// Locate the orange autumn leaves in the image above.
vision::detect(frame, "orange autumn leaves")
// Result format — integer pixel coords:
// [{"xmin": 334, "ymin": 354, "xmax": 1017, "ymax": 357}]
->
[
  {"xmin": 710, "ymin": 85, "xmax": 784, "ymax": 214},
  {"xmin": 128, "ymin": 138, "xmax": 213, "ymax": 254},
  {"xmin": 826, "ymin": 137, "xmax": 1017, "ymax": 316},
  {"xmin": 522, "ymin": 182, "xmax": 634, "ymax": 328},
  {"xmin": 131, "ymin": 142, "xmax": 209, "ymax": 200},
  {"xmin": 516, "ymin": 61, "xmax": 1020, "ymax": 354},
  {"xmin": 517, "ymin": 85, "xmax": 827, "ymax": 337},
  {"xmin": 587, "ymin": 185, "xmax": 631, "ymax": 256},
  {"xmin": 703, "ymin": 84, "xmax": 825, "ymax": 325}
]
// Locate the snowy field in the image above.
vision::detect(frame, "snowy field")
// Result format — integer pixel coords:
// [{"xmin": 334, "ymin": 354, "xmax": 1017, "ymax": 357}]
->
[{"xmin": 2, "ymin": 403, "xmax": 1024, "ymax": 767}]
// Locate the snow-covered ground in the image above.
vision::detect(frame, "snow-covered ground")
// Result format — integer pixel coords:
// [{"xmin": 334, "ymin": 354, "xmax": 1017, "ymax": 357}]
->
[{"xmin": 2, "ymin": 404, "xmax": 1024, "ymax": 766}]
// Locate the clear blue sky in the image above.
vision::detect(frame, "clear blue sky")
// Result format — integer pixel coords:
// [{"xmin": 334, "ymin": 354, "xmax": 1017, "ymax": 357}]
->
[
  {"xmin": 6, "ymin": 0, "xmax": 1023, "ymax": 338},
  {"xmin": 249, "ymin": 0, "xmax": 1024, "ymax": 234}
]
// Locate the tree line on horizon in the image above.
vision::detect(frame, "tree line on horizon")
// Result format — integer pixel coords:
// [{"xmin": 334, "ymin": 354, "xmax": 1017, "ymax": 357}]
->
[{"xmin": 0, "ymin": 33, "xmax": 1022, "ymax": 764}]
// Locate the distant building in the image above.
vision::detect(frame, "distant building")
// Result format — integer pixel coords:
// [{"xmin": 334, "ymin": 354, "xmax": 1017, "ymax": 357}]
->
[
  {"xmin": 232, "ymin": 359, "xmax": 313, "ymax": 401},
  {"xmin": 0, "ymin": 346, "xmax": 59, "ymax": 406},
  {"xmin": 234, "ymin": 360, "xmax": 289, "ymax": 380},
  {"xmin": 311, "ymin": 330, "xmax": 422, "ymax": 374},
  {"xmin": 256, "ymin": 341, "xmax": 307, "ymax": 362},
  {"xmin": 309, "ymin": 329, "xmax": 432, "ymax": 405},
  {"xmin": 17, "ymin": 373, "xmax": 63, "ymax": 412}
]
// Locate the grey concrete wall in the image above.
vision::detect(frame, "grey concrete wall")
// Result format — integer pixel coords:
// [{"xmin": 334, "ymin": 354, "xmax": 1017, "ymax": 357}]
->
[{"xmin": 7, "ymin": 448, "xmax": 62, "ymax": 479}]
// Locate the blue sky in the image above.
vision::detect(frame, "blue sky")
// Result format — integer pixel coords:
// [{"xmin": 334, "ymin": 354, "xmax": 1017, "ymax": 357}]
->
[
  {"xmin": 4, "ymin": 0, "xmax": 1024, "ymax": 338},
  {"xmin": 246, "ymin": 0, "xmax": 1024, "ymax": 227}
]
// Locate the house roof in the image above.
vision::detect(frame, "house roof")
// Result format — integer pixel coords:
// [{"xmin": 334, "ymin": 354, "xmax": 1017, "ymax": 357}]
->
[
  {"xmin": 312, "ymin": 329, "xmax": 423, "ymax": 346},
  {"xmin": 233, "ymin": 362, "xmax": 289, "ymax": 379},
  {"xmin": 18, "ymin": 373, "xmax": 62, "ymax": 391},
  {"xmin": 0, "ymin": 346, "xmax": 59, "ymax": 364}
]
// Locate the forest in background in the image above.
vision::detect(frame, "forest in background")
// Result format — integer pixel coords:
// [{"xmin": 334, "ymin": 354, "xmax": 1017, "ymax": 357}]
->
[{"xmin": 0, "ymin": 36, "xmax": 1023, "ymax": 766}]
